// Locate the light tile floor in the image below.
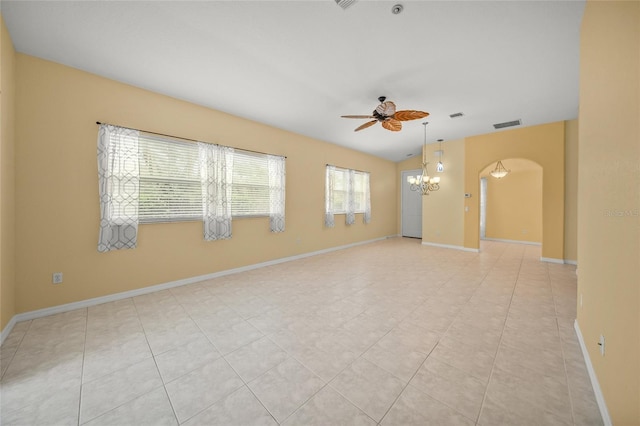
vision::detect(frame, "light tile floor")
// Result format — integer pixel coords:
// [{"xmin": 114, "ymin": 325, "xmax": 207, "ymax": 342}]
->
[{"xmin": 0, "ymin": 238, "xmax": 603, "ymax": 425}]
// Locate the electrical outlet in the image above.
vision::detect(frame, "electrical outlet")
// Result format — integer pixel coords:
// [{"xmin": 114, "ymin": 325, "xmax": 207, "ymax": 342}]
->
[
  {"xmin": 598, "ymin": 335, "xmax": 605, "ymax": 356},
  {"xmin": 52, "ymin": 272, "xmax": 63, "ymax": 284}
]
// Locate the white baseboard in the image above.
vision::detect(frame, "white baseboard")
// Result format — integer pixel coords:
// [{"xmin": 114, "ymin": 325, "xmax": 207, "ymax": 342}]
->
[
  {"xmin": 574, "ymin": 320, "xmax": 612, "ymax": 426},
  {"xmin": 1, "ymin": 235, "xmax": 392, "ymax": 342},
  {"xmin": 482, "ymin": 237, "xmax": 542, "ymax": 246},
  {"xmin": 540, "ymin": 257, "xmax": 565, "ymax": 264},
  {"xmin": 421, "ymin": 241, "xmax": 479, "ymax": 253},
  {"xmin": 564, "ymin": 259, "xmax": 578, "ymax": 266}
]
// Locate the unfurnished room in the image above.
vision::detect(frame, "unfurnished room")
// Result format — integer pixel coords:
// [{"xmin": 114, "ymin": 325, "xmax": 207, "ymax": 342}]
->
[{"xmin": 0, "ymin": 1, "xmax": 638, "ymax": 425}]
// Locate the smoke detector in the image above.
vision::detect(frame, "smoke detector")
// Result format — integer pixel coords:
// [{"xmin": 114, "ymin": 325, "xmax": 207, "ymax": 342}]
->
[{"xmin": 391, "ymin": 4, "xmax": 404, "ymax": 14}]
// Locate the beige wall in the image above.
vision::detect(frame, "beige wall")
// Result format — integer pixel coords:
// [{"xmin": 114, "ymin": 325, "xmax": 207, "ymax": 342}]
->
[
  {"xmin": 422, "ymin": 138, "xmax": 465, "ymax": 247},
  {"xmin": 577, "ymin": 1, "xmax": 639, "ymax": 424},
  {"xmin": 13, "ymin": 54, "xmax": 397, "ymax": 314},
  {"xmin": 484, "ymin": 167, "xmax": 542, "ymax": 243},
  {"xmin": 564, "ymin": 119, "xmax": 578, "ymax": 262},
  {"xmin": 464, "ymin": 122, "xmax": 566, "ymax": 259},
  {"xmin": 1, "ymin": 15, "xmax": 16, "ymax": 331}
]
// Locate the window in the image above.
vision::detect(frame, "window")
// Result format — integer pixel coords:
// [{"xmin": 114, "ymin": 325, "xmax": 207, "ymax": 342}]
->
[
  {"xmin": 136, "ymin": 133, "xmax": 283, "ymax": 222},
  {"xmin": 231, "ymin": 151, "xmax": 271, "ymax": 217},
  {"xmin": 325, "ymin": 165, "xmax": 371, "ymax": 227},
  {"xmin": 138, "ymin": 135, "xmax": 201, "ymax": 222},
  {"xmin": 98, "ymin": 123, "xmax": 285, "ymax": 251},
  {"xmin": 328, "ymin": 168, "xmax": 368, "ymax": 213}
]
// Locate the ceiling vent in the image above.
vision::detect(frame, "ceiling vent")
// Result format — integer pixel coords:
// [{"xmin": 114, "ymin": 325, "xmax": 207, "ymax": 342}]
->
[
  {"xmin": 449, "ymin": 112, "xmax": 464, "ymax": 118},
  {"xmin": 493, "ymin": 119, "xmax": 522, "ymax": 129},
  {"xmin": 335, "ymin": 0, "xmax": 357, "ymax": 10}
]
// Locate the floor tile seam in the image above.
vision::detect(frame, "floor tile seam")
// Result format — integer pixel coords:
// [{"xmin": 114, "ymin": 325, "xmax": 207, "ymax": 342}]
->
[
  {"xmin": 241, "ymin": 382, "xmax": 283, "ymax": 425},
  {"xmin": 477, "ymin": 367, "xmax": 575, "ymax": 424},
  {"xmin": 78, "ymin": 382, "xmax": 167, "ymax": 426},
  {"xmin": 402, "ymin": 378, "xmax": 483, "ymax": 425},
  {"xmin": 221, "ymin": 339, "xmax": 293, "ymax": 386},
  {"xmin": 174, "ymin": 378, "xmax": 246, "ymax": 425},
  {"xmin": 490, "ymin": 346, "xmax": 570, "ymax": 388},
  {"xmin": 556, "ymin": 316, "xmax": 580, "ymax": 426},
  {"xmin": 544, "ymin": 261, "xmax": 579, "ymax": 426},
  {"xmin": 276, "ymin": 380, "xmax": 377, "ymax": 425},
  {"xmin": 432, "ymin": 261, "xmax": 498, "ymax": 342},
  {"xmin": 129, "ymin": 296, "xmax": 181, "ymax": 426},
  {"xmin": 76, "ymin": 308, "xmax": 91, "ymax": 426},
  {"xmin": 0, "ymin": 320, "xmax": 33, "ymax": 383},
  {"xmin": 474, "ymin": 251, "xmax": 524, "ymax": 424},
  {"xmin": 375, "ymin": 341, "xmax": 445, "ymax": 425},
  {"xmin": 0, "ymin": 338, "xmax": 25, "ymax": 383},
  {"xmin": 282, "ymin": 323, "xmax": 398, "ymax": 387}
]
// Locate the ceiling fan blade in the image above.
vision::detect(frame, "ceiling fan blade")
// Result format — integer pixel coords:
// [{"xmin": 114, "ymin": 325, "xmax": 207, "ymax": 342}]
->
[
  {"xmin": 354, "ymin": 120, "xmax": 378, "ymax": 132},
  {"xmin": 382, "ymin": 119, "xmax": 402, "ymax": 131},
  {"xmin": 341, "ymin": 115, "xmax": 376, "ymax": 119},
  {"xmin": 393, "ymin": 110, "xmax": 430, "ymax": 121},
  {"xmin": 375, "ymin": 101, "xmax": 396, "ymax": 117}
]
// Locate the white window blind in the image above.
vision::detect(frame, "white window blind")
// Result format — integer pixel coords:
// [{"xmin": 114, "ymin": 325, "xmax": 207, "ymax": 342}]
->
[
  {"xmin": 232, "ymin": 151, "xmax": 270, "ymax": 216},
  {"xmin": 138, "ymin": 134, "xmax": 201, "ymax": 223},
  {"xmin": 136, "ymin": 133, "xmax": 282, "ymax": 223},
  {"xmin": 328, "ymin": 167, "xmax": 368, "ymax": 213}
]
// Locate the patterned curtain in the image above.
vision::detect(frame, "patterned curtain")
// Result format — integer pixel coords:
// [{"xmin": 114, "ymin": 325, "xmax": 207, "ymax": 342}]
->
[
  {"xmin": 345, "ymin": 169, "xmax": 356, "ymax": 225},
  {"xmin": 268, "ymin": 155, "xmax": 286, "ymax": 232},
  {"xmin": 363, "ymin": 172, "xmax": 371, "ymax": 224},
  {"xmin": 325, "ymin": 165, "xmax": 336, "ymax": 227},
  {"xmin": 97, "ymin": 124, "xmax": 140, "ymax": 252},
  {"xmin": 199, "ymin": 143, "xmax": 234, "ymax": 240}
]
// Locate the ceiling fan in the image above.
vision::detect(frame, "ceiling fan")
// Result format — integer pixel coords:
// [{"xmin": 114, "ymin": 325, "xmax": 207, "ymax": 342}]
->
[{"xmin": 341, "ymin": 96, "xmax": 429, "ymax": 132}]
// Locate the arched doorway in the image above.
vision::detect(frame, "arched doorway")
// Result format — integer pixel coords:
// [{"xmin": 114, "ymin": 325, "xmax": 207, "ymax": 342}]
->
[{"xmin": 479, "ymin": 158, "xmax": 543, "ymax": 244}]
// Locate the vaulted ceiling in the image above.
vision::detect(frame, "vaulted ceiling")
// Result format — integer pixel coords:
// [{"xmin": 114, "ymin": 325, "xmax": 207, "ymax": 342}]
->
[{"xmin": 1, "ymin": 0, "xmax": 585, "ymax": 161}]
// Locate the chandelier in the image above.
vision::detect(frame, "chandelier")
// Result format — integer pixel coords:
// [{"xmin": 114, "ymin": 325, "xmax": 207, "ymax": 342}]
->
[
  {"xmin": 407, "ymin": 122, "xmax": 440, "ymax": 195},
  {"xmin": 490, "ymin": 160, "xmax": 510, "ymax": 179}
]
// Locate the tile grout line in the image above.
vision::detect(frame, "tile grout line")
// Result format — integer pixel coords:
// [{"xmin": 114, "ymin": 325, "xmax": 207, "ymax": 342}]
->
[
  {"xmin": 77, "ymin": 308, "xmax": 89, "ymax": 426},
  {"xmin": 373, "ymin": 246, "xmax": 501, "ymax": 425},
  {"xmin": 131, "ymin": 295, "xmax": 182, "ymax": 426},
  {"xmin": 550, "ymin": 263, "xmax": 579, "ymax": 426},
  {"xmin": 171, "ymin": 284, "xmax": 280, "ymax": 425},
  {"xmin": 474, "ymin": 243, "xmax": 524, "ymax": 425},
  {"xmin": 0, "ymin": 318, "xmax": 32, "ymax": 383}
]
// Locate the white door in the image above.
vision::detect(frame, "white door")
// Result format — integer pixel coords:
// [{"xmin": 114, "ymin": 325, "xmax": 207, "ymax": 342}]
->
[{"xmin": 401, "ymin": 169, "xmax": 422, "ymax": 238}]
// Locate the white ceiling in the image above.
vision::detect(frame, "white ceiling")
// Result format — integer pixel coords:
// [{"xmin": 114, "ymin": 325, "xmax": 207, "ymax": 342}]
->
[{"xmin": 1, "ymin": 0, "xmax": 584, "ymax": 162}]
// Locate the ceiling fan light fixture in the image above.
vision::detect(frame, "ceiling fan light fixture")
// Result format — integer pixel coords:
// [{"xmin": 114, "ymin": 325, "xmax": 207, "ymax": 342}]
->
[
  {"xmin": 391, "ymin": 4, "xmax": 404, "ymax": 14},
  {"xmin": 341, "ymin": 97, "xmax": 429, "ymax": 132},
  {"xmin": 335, "ymin": 0, "xmax": 358, "ymax": 10}
]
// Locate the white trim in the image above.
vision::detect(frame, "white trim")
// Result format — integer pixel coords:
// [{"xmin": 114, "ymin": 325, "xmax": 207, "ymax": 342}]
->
[
  {"xmin": 421, "ymin": 241, "xmax": 480, "ymax": 253},
  {"xmin": 481, "ymin": 237, "xmax": 541, "ymax": 246},
  {"xmin": 564, "ymin": 259, "xmax": 578, "ymax": 266},
  {"xmin": 540, "ymin": 257, "xmax": 565, "ymax": 264},
  {"xmin": 0, "ymin": 236, "xmax": 393, "ymax": 334},
  {"xmin": 0, "ymin": 315, "xmax": 18, "ymax": 346},
  {"xmin": 574, "ymin": 320, "xmax": 612, "ymax": 426}
]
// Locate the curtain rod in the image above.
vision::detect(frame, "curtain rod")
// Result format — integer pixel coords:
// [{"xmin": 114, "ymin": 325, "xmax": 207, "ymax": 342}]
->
[
  {"xmin": 96, "ymin": 121, "xmax": 286, "ymax": 158},
  {"xmin": 326, "ymin": 163, "xmax": 370, "ymax": 174}
]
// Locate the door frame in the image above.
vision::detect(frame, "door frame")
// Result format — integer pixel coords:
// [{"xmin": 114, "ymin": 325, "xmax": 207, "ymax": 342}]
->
[{"xmin": 401, "ymin": 169, "xmax": 422, "ymax": 238}]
